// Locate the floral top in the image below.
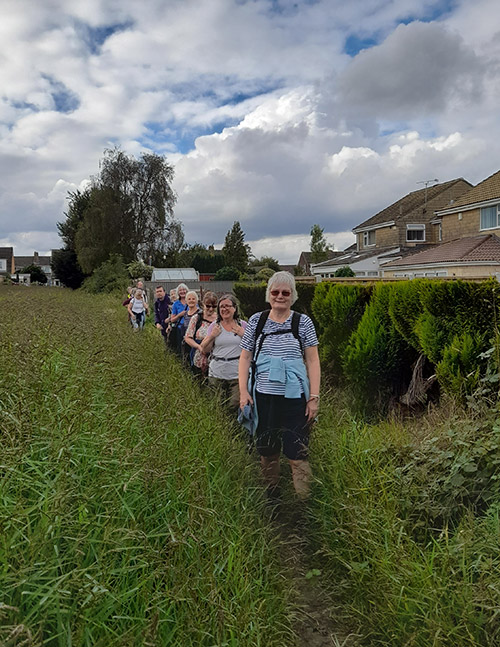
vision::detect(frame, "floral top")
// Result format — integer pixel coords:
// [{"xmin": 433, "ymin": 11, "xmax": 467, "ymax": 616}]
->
[{"xmin": 185, "ymin": 314, "xmax": 213, "ymax": 373}]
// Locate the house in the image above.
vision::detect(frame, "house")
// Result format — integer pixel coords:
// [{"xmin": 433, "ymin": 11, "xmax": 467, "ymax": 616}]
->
[
  {"xmin": 310, "ymin": 178, "xmax": 474, "ymax": 279},
  {"xmin": 381, "ymin": 234, "xmax": 500, "ymax": 279},
  {"xmin": 297, "ymin": 250, "xmax": 346, "ymax": 275},
  {"xmin": 310, "ymin": 244, "xmax": 406, "ymax": 279},
  {"xmin": 0, "ymin": 247, "xmax": 14, "ymax": 281},
  {"xmin": 14, "ymin": 251, "xmax": 54, "ymax": 284},
  {"xmin": 433, "ymin": 169, "xmax": 500, "ymax": 243},
  {"xmin": 352, "ymin": 178, "xmax": 473, "ymax": 252}
]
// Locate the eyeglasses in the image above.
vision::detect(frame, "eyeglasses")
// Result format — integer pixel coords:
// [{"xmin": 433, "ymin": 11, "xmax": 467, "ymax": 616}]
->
[
  {"xmin": 270, "ymin": 289, "xmax": 291, "ymax": 297},
  {"xmin": 205, "ymin": 304, "xmax": 216, "ymax": 309},
  {"xmin": 219, "ymin": 304, "xmax": 235, "ymax": 309}
]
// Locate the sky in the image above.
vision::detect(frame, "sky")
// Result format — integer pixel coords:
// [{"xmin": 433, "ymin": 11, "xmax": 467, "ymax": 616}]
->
[{"xmin": 1, "ymin": 0, "xmax": 499, "ymax": 264}]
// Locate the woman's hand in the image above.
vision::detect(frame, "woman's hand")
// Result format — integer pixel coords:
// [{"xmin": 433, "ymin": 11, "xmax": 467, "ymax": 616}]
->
[
  {"xmin": 230, "ymin": 322, "xmax": 245, "ymax": 337},
  {"xmin": 210, "ymin": 323, "xmax": 222, "ymax": 338},
  {"xmin": 239, "ymin": 389, "xmax": 253, "ymax": 410},
  {"xmin": 305, "ymin": 397, "xmax": 319, "ymax": 422}
]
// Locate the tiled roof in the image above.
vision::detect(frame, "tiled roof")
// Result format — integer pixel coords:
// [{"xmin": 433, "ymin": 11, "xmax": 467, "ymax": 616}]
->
[
  {"xmin": 383, "ymin": 235, "xmax": 500, "ymax": 268},
  {"xmin": 353, "ymin": 178, "xmax": 472, "ymax": 230},
  {"xmin": 437, "ymin": 169, "xmax": 500, "ymax": 211},
  {"xmin": 15, "ymin": 255, "xmax": 51, "ymax": 268},
  {"xmin": 311, "ymin": 246, "xmax": 401, "ymax": 268}
]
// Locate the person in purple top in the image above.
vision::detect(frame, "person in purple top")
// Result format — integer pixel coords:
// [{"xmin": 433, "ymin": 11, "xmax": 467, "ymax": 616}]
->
[{"xmin": 154, "ymin": 285, "xmax": 171, "ymax": 348}]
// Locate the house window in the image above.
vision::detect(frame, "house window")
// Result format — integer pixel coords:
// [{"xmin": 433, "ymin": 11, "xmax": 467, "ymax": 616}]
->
[
  {"xmin": 480, "ymin": 205, "xmax": 500, "ymax": 230},
  {"xmin": 438, "ymin": 222, "xmax": 442, "ymax": 242},
  {"xmin": 0, "ymin": 259, "xmax": 6, "ymax": 272},
  {"xmin": 363, "ymin": 230, "xmax": 375, "ymax": 247},
  {"xmin": 406, "ymin": 224, "xmax": 426, "ymax": 242}
]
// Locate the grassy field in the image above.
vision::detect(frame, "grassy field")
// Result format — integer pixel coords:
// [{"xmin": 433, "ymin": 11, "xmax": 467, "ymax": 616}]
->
[
  {"xmin": 310, "ymin": 402, "xmax": 500, "ymax": 646},
  {"xmin": 3, "ymin": 286, "xmax": 500, "ymax": 647},
  {"xmin": 0, "ymin": 287, "xmax": 292, "ymax": 646}
]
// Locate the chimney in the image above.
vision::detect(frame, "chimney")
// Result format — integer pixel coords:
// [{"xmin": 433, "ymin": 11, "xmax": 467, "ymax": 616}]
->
[{"xmin": 34, "ymin": 251, "xmax": 39, "ymax": 264}]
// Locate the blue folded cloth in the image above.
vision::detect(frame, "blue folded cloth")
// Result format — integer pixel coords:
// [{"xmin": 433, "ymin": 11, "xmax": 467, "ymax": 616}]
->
[{"xmin": 238, "ymin": 404, "xmax": 256, "ymax": 435}]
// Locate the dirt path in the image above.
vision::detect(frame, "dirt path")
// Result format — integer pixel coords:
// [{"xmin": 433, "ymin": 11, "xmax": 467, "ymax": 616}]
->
[{"xmin": 273, "ymin": 503, "xmax": 362, "ymax": 647}]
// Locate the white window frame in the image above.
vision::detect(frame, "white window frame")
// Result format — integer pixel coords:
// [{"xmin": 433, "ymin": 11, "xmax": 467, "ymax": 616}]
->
[
  {"xmin": 480, "ymin": 204, "xmax": 500, "ymax": 231},
  {"xmin": 363, "ymin": 230, "xmax": 375, "ymax": 247},
  {"xmin": 406, "ymin": 224, "xmax": 426, "ymax": 242},
  {"xmin": 0, "ymin": 259, "xmax": 6, "ymax": 272}
]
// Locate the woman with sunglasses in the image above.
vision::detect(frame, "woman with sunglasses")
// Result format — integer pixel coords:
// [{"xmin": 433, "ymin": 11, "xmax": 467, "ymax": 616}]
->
[
  {"xmin": 238, "ymin": 271, "xmax": 320, "ymax": 502},
  {"xmin": 200, "ymin": 293, "xmax": 247, "ymax": 412},
  {"xmin": 184, "ymin": 291, "xmax": 218, "ymax": 377}
]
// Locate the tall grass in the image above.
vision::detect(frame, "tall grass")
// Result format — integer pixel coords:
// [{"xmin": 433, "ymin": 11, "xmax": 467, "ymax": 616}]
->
[
  {"xmin": 0, "ymin": 287, "xmax": 292, "ymax": 646},
  {"xmin": 310, "ymin": 401, "xmax": 500, "ymax": 646}
]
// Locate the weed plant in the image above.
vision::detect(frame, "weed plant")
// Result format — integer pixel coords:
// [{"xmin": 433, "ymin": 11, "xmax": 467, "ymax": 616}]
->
[
  {"xmin": 0, "ymin": 287, "xmax": 291, "ymax": 646},
  {"xmin": 310, "ymin": 397, "xmax": 500, "ymax": 646}
]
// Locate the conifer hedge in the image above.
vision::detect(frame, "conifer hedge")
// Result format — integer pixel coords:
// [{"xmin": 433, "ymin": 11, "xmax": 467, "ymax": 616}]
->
[{"xmin": 237, "ymin": 278, "xmax": 500, "ymax": 414}]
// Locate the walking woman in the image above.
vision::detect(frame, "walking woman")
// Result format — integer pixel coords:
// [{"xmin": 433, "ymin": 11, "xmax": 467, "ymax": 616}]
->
[
  {"xmin": 170, "ymin": 283, "xmax": 189, "ymax": 354},
  {"xmin": 184, "ymin": 291, "xmax": 218, "ymax": 377},
  {"xmin": 238, "ymin": 271, "xmax": 320, "ymax": 501},
  {"xmin": 200, "ymin": 294, "xmax": 247, "ymax": 412},
  {"xmin": 127, "ymin": 289, "xmax": 149, "ymax": 330},
  {"xmin": 180, "ymin": 291, "xmax": 202, "ymax": 364}
]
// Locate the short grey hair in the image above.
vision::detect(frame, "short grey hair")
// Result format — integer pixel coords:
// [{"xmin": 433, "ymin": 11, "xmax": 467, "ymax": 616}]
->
[
  {"xmin": 175, "ymin": 283, "xmax": 189, "ymax": 299},
  {"xmin": 186, "ymin": 290, "xmax": 198, "ymax": 302},
  {"xmin": 266, "ymin": 271, "xmax": 298, "ymax": 304}
]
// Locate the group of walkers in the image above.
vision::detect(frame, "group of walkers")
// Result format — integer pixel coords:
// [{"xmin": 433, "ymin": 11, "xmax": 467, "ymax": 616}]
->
[{"xmin": 125, "ymin": 271, "xmax": 321, "ymax": 503}]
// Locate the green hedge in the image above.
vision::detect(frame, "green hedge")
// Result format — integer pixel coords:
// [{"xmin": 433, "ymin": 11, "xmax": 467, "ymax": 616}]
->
[
  {"xmin": 238, "ymin": 278, "xmax": 500, "ymax": 414},
  {"xmin": 233, "ymin": 282, "xmax": 317, "ymax": 322}
]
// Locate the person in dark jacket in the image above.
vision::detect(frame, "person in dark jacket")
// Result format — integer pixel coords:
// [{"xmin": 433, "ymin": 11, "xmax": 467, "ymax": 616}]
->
[{"xmin": 154, "ymin": 285, "xmax": 171, "ymax": 347}]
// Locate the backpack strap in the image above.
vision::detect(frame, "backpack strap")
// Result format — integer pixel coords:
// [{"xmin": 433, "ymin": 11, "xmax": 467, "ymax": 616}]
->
[{"xmin": 250, "ymin": 310, "xmax": 303, "ymax": 396}]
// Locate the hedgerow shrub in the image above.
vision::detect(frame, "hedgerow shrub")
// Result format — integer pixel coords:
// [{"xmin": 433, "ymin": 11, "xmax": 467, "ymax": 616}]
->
[
  {"xmin": 388, "ymin": 279, "xmax": 425, "ymax": 349},
  {"xmin": 234, "ymin": 282, "xmax": 317, "ymax": 321},
  {"xmin": 82, "ymin": 254, "xmax": 129, "ymax": 294},
  {"xmin": 436, "ymin": 331, "xmax": 486, "ymax": 401},
  {"xmin": 233, "ymin": 283, "xmax": 267, "ymax": 318},
  {"xmin": 312, "ymin": 282, "xmax": 371, "ymax": 380},
  {"xmin": 396, "ymin": 417, "xmax": 500, "ymax": 530},
  {"xmin": 342, "ymin": 284, "xmax": 417, "ymax": 415}
]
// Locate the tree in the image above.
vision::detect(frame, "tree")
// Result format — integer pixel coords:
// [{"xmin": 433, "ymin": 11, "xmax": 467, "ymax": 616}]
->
[
  {"xmin": 213, "ymin": 266, "xmax": 241, "ymax": 281},
  {"xmin": 63, "ymin": 148, "xmax": 177, "ymax": 275},
  {"xmin": 52, "ymin": 189, "xmax": 90, "ymax": 288},
  {"xmin": 222, "ymin": 221, "xmax": 251, "ymax": 272},
  {"xmin": 21, "ymin": 264, "xmax": 47, "ymax": 284},
  {"xmin": 250, "ymin": 256, "xmax": 280, "ymax": 272},
  {"xmin": 51, "ymin": 249, "xmax": 86, "ymax": 289},
  {"xmin": 82, "ymin": 254, "xmax": 129, "ymax": 294},
  {"xmin": 127, "ymin": 260, "xmax": 153, "ymax": 281},
  {"xmin": 310, "ymin": 224, "xmax": 331, "ymax": 264},
  {"xmin": 334, "ymin": 266, "xmax": 355, "ymax": 277}
]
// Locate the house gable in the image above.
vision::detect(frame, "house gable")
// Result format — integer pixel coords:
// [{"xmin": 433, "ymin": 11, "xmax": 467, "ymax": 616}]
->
[{"xmin": 353, "ymin": 178, "xmax": 473, "ymax": 251}]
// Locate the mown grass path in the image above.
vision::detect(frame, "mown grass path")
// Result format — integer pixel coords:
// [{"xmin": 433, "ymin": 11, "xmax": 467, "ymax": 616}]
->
[{"xmin": 1, "ymin": 287, "xmax": 298, "ymax": 646}]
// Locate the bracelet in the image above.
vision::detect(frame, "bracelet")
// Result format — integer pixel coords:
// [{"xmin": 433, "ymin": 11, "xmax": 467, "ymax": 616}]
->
[{"xmin": 308, "ymin": 394, "xmax": 320, "ymax": 401}]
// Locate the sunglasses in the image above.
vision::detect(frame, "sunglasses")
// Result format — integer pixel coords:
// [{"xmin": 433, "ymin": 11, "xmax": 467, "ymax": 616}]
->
[
  {"xmin": 205, "ymin": 304, "xmax": 217, "ymax": 309},
  {"xmin": 270, "ymin": 289, "xmax": 291, "ymax": 297}
]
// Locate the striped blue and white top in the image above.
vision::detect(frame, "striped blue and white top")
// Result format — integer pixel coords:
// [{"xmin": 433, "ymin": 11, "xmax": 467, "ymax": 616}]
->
[{"xmin": 240, "ymin": 311, "xmax": 318, "ymax": 396}]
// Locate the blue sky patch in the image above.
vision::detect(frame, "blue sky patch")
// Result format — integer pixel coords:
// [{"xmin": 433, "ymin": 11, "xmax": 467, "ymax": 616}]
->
[
  {"xmin": 76, "ymin": 20, "xmax": 134, "ymax": 54},
  {"xmin": 344, "ymin": 34, "xmax": 379, "ymax": 57},
  {"xmin": 42, "ymin": 75, "xmax": 80, "ymax": 113}
]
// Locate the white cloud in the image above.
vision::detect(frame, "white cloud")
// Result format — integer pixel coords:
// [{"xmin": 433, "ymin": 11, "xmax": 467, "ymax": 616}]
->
[{"xmin": 1, "ymin": 0, "xmax": 500, "ymax": 258}]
